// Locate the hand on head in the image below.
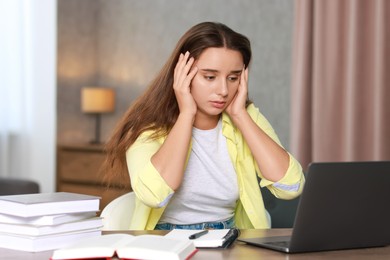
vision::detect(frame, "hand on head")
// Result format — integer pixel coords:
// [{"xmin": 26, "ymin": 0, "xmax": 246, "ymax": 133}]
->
[
  {"xmin": 173, "ymin": 51, "xmax": 198, "ymax": 117},
  {"xmin": 225, "ymin": 67, "xmax": 249, "ymax": 118}
]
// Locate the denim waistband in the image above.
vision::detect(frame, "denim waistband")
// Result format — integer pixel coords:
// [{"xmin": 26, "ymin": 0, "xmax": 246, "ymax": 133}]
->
[{"xmin": 154, "ymin": 217, "xmax": 235, "ymax": 230}]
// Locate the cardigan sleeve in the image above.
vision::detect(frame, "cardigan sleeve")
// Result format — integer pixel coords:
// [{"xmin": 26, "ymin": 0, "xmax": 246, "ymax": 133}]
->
[
  {"xmin": 247, "ymin": 104, "xmax": 305, "ymax": 199},
  {"xmin": 126, "ymin": 131, "xmax": 174, "ymax": 208}
]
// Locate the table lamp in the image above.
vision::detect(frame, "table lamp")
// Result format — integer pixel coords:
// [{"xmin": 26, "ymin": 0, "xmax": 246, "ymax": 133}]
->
[{"xmin": 81, "ymin": 87, "xmax": 115, "ymax": 144}]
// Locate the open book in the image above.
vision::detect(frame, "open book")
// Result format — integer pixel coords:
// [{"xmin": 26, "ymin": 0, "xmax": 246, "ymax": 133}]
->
[
  {"xmin": 165, "ymin": 228, "xmax": 240, "ymax": 249},
  {"xmin": 51, "ymin": 233, "xmax": 197, "ymax": 260}
]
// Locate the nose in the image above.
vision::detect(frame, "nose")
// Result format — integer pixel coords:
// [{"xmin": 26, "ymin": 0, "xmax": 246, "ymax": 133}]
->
[{"xmin": 217, "ymin": 79, "xmax": 228, "ymax": 97}]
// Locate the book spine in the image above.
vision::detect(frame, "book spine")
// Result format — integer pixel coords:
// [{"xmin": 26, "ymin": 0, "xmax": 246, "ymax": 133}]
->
[{"xmin": 185, "ymin": 249, "xmax": 199, "ymax": 260}]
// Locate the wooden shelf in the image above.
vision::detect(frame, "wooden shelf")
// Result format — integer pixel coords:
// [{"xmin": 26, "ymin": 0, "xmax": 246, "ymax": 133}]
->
[{"xmin": 56, "ymin": 143, "xmax": 131, "ymax": 213}]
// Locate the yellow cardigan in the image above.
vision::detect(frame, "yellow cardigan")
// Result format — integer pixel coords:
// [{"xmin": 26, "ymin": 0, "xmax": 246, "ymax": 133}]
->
[{"xmin": 126, "ymin": 104, "xmax": 305, "ymax": 230}]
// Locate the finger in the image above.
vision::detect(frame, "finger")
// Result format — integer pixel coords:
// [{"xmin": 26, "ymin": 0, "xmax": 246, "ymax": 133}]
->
[
  {"xmin": 183, "ymin": 66, "xmax": 198, "ymax": 87},
  {"xmin": 175, "ymin": 52, "xmax": 190, "ymax": 73},
  {"xmin": 188, "ymin": 66, "xmax": 198, "ymax": 78},
  {"xmin": 174, "ymin": 53, "xmax": 184, "ymax": 71},
  {"xmin": 174, "ymin": 53, "xmax": 190, "ymax": 88},
  {"xmin": 175, "ymin": 54, "xmax": 195, "ymax": 88},
  {"xmin": 240, "ymin": 67, "xmax": 246, "ymax": 83},
  {"xmin": 174, "ymin": 52, "xmax": 189, "ymax": 74},
  {"xmin": 174, "ymin": 54, "xmax": 184, "ymax": 81},
  {"xmin": 244, "ymin": 67, "xmax": 249, "ymax": 82},
  {"xmin": 239, "ymin": 67, "xmax": 249, "ymax": 90},
  {"xmin": 176, "ymin": 58, "xmax": 194, "ymax": 89}
]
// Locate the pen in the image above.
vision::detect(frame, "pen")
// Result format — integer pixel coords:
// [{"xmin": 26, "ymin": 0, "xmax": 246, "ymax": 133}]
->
[{"xmin": 188, "ymin": 230, "xmax": 209, "ymax": 240}]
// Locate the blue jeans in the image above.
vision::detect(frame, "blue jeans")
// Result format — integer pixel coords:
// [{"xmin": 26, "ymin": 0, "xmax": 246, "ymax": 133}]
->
[{"xmin": 154, "ymin": 217, "xmax": 235, "ymax": 230}]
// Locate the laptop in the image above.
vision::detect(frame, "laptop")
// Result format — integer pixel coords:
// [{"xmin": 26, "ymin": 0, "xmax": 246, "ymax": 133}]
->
[{"xmin": 238, "ymin": 161, "xmax": 390, "ymax": 253}]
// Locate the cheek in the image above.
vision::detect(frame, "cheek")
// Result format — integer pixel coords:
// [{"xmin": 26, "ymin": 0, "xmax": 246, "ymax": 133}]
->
[
  {"xmin": 227, "ymin": 83, "xmax": 239, "ymax": 98},
  {"xmin": 190, "ymin": 77, "xmax": 209, "ymax": 99}
]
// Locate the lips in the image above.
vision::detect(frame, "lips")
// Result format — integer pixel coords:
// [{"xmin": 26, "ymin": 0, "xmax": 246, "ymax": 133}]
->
[{"xmin": 211, "ymin": 101, "xmax": 226, "ymax": 109}]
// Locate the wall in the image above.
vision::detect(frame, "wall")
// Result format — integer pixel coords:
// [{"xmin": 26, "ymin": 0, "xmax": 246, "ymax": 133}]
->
[
  {"xmin": 57, "ymin": 0, "xmax": 98, "ymax": 143},
  {"xmin": 57, "ymin": 0, "xmax": 294, "ymax": 148}
]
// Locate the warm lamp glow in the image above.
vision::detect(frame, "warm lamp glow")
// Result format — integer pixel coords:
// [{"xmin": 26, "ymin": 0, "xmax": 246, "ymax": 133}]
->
[
  {"xmin": 81, "ymin": 87, "xmax": 115, "ymax": 113},
  {"xmin": 81, "ymin": 87, "xmax": 115, "ymax": 144}
]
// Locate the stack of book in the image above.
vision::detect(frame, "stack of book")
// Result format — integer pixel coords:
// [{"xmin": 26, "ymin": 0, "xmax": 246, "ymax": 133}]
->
[{"xmin": 0, "ymin": 192, "xmax": 102, "ymax": 252}]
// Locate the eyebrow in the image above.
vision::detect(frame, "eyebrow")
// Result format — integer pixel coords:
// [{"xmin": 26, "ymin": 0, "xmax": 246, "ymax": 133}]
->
[{"xmin": 200, "ymin": 69, "xmax": 242, "ymax": 74}]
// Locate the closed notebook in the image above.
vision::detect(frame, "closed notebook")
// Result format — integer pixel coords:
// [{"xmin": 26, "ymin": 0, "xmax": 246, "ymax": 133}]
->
[
  {"xmin": 165, "ymin": 228, "xmax": 240, "ymax": 249},
  {"xmin": 0, "ymin": 212, "xmax": 97, "ymax": 226},
  {"xmin": 0, "ymin": 192, "xmax": 100, "ymax": 217},
  {"xmin": 0, "ymin": 229, "xmax": 102, "ymax": 252},
  {"xmin": 51, "ymin": 233, "xmax": 198, "ymax": 260},
  {"xmin": 0, "ymin": 217, "xmax": 103, "ymax": 236}
]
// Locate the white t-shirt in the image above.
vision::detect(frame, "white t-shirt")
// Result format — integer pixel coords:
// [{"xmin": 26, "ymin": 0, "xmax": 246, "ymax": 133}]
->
[{"xmin": 159, "ymin": 119, "xmax": 239, "ymax": 224}]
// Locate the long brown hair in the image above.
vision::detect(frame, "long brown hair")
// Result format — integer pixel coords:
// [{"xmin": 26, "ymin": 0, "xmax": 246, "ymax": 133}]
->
[{"xmin": 102, "ymin": 22, "xmax": 252, "ymax": 184}]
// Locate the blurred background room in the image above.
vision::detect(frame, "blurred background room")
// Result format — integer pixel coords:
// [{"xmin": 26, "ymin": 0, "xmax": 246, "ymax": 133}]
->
[{"xmin": 1, "ymin": 0, "xmax": 389, "ymax": 227}]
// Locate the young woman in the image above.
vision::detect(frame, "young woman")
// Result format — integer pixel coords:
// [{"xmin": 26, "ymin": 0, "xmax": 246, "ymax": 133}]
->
[{"xmin": 103, "ymin": 22, "xmax": 305, "ymax": 230}]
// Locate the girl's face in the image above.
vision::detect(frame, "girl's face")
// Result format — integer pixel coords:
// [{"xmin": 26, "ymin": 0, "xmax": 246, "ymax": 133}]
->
[{"xmin": 191, "ymin": 47, "xmax": 244, "ymax": 129}]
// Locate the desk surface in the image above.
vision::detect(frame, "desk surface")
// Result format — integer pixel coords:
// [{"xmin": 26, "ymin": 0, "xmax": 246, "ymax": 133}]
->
[{"xmin": 2, "ymin": 229, "xmax": 390, "ymax": 259}]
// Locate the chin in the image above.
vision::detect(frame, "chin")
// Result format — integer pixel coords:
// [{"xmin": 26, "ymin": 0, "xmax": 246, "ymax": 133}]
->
[{"xmin": 208, "ymin": 109, "xmax": 225, "ymax": 116}]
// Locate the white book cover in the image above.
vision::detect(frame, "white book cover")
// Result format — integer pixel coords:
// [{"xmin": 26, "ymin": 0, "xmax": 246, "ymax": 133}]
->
[
  {"xmin": 0, "ymin": 217, "xmax": 103, "ymax": 236},
  {"xmin": 0, "ymin": 212, "xmax": 97, "ymax": 225},
  {"xmin": 0, "ymin": 192, "xmax": 100, "ymax": 217}
]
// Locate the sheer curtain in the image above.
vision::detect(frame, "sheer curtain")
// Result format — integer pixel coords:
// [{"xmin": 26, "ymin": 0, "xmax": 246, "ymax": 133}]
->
[
  {"xmin": 0, "ymin": 0, "xmax": 57, "ymax": 192},
  {"xmin": 290, "ymin": 0, "xmax": 390, "ymax": 170}
]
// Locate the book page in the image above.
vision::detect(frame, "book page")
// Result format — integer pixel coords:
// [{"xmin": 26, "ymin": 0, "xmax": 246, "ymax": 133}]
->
[
  {"xmin": 117, "ymin": 235, "xmax": 196, "ymax": 260},
  {"xmin": 52, "ymin": 233, "xmax": 197, "ymax": 260},
  {"xmin": 165, "ymin": 229, "xmax": 231, "ymax": 247},
  {"xmin": 51, "ymin": 234, "xmax": 135, "ymax": 259}
]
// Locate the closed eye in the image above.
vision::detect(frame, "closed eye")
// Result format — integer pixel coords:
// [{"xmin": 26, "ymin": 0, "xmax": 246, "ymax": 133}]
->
[
  {"xmin": 228, "ymin": 76, "xmax": 239, "ymax": 82},
  {"xmin": 204, "ymin": 75, "xmax": 215, "ymax": 80}
]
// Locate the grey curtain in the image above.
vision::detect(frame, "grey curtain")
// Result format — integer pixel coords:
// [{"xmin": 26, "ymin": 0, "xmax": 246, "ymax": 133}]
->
[{"xmin": 290, "ymin": 0, "xmax": 390, "ymax": 170}]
